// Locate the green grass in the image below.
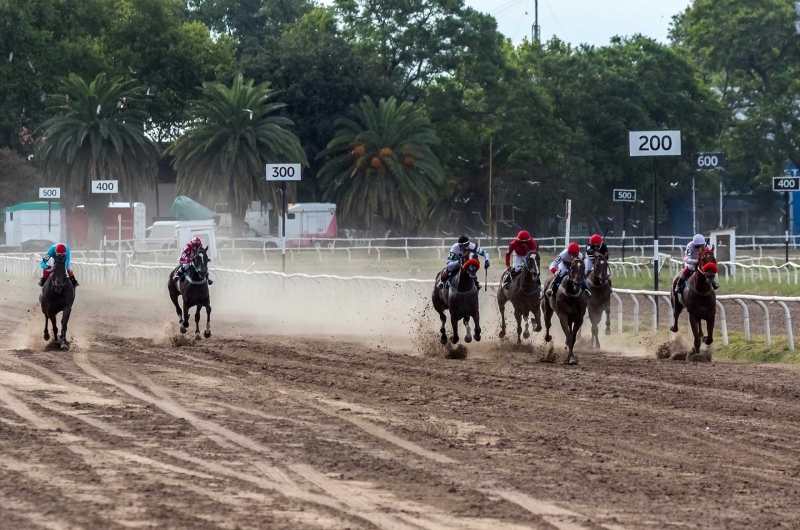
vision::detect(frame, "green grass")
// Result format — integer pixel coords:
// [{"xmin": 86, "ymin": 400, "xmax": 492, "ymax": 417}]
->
[
  {"xmin": 714, "ymin": 331, "xmax": 800, "ymax": 363},
  {"xmin": 610, "ymin": 274, "xmax": 800, "ymax": 297}
]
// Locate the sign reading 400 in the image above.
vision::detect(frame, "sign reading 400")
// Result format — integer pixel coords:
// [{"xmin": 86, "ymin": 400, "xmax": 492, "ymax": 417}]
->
[
  {"xmin": 266, "ymin": 163, "xmax": 301, "ymax": 181},
  {"xmin": 91, "ymin": 180, "xmax": 118, "ymax": 194}
]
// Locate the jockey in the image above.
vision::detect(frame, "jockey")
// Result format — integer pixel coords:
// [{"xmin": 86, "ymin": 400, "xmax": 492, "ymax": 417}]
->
[
  {"xmin": 39, "ymin": 243, "xmax": 78, "ymax": 287},
  {"xmin": 585, "ymin": 233, "xmax": 611, "ymax": 287},
  {"xmin": 546, "ymin": 242, "xmax": 591, "ymax": 297},
  {"xmin": 675, "ymin": 233, "xmax": 718, "ymax": 294},
  {"xmin": 173, "ymin": 236, "xmax": 213, "ymax": 285},
  {"xmin": 438, "ymin": 235, "xmax": 490, "ymax": 290},
  {"xmin": 502, "ymin": 230, "xmax": 539, "ymax": 288}
]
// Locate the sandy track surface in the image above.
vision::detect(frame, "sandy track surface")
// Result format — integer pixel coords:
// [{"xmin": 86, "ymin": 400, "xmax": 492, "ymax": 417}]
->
[{"xmin": 1, "ymin": 280, "xmax": 800, "ymax": 529}]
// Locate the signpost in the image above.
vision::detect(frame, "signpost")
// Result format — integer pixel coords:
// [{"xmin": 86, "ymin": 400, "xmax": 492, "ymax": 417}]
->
[
  {"xmin": 613, "ymin": 189, "xmax": 636, "ymax": 260},
  {"xmin": 39, "ymin": 187, "xmax": 61, "ymax": 233},
  {"xmin": 266, "ymin": 164, "xmax": 302, "ymax": 274},
  {"xmin": 691, "ymin": 152, "xmax": 727, "ymax": 232},
  {"xmin": 773, "ymin": 176, "xmax": 800, "ymax": 263},
  {"xmin": 629, "ymin": 130, "xmax": 682, "ymax": 324},
  {"xmin": 91, "ymin": 180, "xmax": 118, "ymax": 194}
]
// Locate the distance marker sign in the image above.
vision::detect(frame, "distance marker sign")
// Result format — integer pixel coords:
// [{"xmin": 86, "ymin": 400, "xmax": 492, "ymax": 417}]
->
[
  {"xmin": 91, "ymin": 180, "xmax": 118, "ymax": 193},
  {"xmin": 629, "ymin": 131, "xmax": 681, "ymax": 157},
  {"xmin": 266, "ymin": 164, "xmax": 301, "ymax": 181},
  {"xmin": 613, "ymin": 189, "xmax": 636, "ymax": 202},
  {"xmin": 773, "ymin": 176, "xmax": 800, "ymax": 192},
  {"xmin": 39, "ymin": 187, "xmax": 60, "ymax": 199},
  {"xmin": 691, "ymin": 152, "xmax": 726, "ymax": 171}
]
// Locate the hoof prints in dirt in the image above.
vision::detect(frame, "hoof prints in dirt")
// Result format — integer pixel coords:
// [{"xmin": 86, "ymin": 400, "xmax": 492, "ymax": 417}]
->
[
  {"xmin": 170, "ymin": 335, "xmax": 194, "ymax": 347},
  {"xmin": 444, "ymin": 344, "xmax": 468, "ymax": 359}
]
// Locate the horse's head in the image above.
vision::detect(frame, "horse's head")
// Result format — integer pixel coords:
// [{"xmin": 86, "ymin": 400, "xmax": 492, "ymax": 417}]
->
[
  {"xmin": 190, "ymin": 247, "xmax": 208, "ymax": 279},
  {"xmin": 698, "ymin": 245, "xmax": 717, "ymax": 283},
  {"xmin": 525, "ymin": 250, "xmax": 541, "ymax": 282},
  {"xmin": 50, "ymin": 253, "xmax": 67, "ymax": 294},
  {"xmin": 569, "ymin": 257, "xmax": 586, "ymax": 286},
  {"xmin": 461, "ymin": 251, "xmax": 480, "ymax": 279},
  {"xmin": 592, "ymin": 253, "xmax": 610, "ymax": 285}
]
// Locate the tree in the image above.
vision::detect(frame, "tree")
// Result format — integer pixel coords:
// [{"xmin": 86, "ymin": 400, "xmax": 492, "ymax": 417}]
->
[
  {"xmin": 36, "ymin": 73, "xmax": 159, "ymax": 246},
  {"xmin": 0, "ymin": 147, "xmax": 43, "ymax": 209},
  {"xmin": 169, "ymin": 73, "xmax": 308, "ymax": 234},
  {"xmin": 317, "ymin": 96, "xmax": 445, "ymax": 230}
]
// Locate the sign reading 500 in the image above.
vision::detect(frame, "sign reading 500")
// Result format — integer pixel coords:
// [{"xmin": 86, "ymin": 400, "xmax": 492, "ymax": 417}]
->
[{"xmin": 266, "ymin": 164, "xmax": 302, "ymax": 181}]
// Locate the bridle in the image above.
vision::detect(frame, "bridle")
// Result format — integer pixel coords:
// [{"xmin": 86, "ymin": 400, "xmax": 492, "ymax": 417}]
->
[
  {"xmin": 561, "ymin": 258, "xmax": 584, "ymax": 297},
  {"xmin": 520, "ymin": 250, "xmax": 540, "ymax": 295},
  {"xmin": 51, "ymin": 254, "xmax": 67, "ymax": 294},
  {"xmin": 185, "ymin": 249, "xmax": 208, "ymax": 286},
  {"xmin": 588, "ymin": 252, "xmax": 609, "ymax": 287}
]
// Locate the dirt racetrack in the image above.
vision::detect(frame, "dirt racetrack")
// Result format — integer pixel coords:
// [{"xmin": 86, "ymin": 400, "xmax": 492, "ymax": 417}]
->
[{"xmin": 2, "ymin": 278, "xmax": 800, "ymax": 529}]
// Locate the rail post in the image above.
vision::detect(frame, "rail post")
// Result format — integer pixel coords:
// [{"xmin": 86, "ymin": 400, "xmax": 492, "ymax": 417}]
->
[
  {"xmin": 629, "ymin": 294, "xmax": 640, "ymax": 335},
  {"xmin": 754, "ymin": 300, "xmax": 771, "ymax": 346},
  {"xmin": 715, "ymin": 300, "xmax": 729, "ymax": 345},
  {"xmin": 611, "ymin": 292, "xmax": 623, "ymax": 333},
  {"xmin": 777, "ymin": 301, "xmax": 794, "ymax": 351},
  {"xmin": 732, "ymin": 299, "xmax": 751, "ymax": 342}
]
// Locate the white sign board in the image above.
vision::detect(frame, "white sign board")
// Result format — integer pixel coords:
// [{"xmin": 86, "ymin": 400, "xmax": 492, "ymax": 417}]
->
[
  {"xmin": 629, "ymin": 131, "xmax": 681, "ymax": 157},
  {"xmin": 39, "ymin": 187, "xmax": 61, "ymax": 199},
  {"xmin": 91, "ymin": 180, "xmax": 118, "ymax": 194},
  {"xmin": 266, "ymin": 164, "xmax": 301, "ymax": 181}
]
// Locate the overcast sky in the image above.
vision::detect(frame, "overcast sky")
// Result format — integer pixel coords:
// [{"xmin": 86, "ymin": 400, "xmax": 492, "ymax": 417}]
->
[{"xmin": 321, "ymin": 0, "xmax": 694, "ymax": 48}]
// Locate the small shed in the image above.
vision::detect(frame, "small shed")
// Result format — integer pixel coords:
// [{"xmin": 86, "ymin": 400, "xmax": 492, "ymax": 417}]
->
[
  {"xmin": 709, "ymin": 228, "xmax": 736, "ymax": 265},
  {"xmin": 4, "ymin": 201, "xmax": 65, "ymax": 246}
]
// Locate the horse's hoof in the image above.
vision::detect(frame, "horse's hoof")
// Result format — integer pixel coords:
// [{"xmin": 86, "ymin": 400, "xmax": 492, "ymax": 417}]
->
[
  {"xmin": 60, "ymin": 342, "xmax": 70, "ymax": 351},
  {"xmin": 43, "ymin": 333, "xmax": 50, "ymax": 341},
  {"xmin": 195, "ymin": 333, "xmax": 201, "ymax": 341},
  {"xmin": 566, "ymin": 356, "xmax": 579, "ymax": 365},
  {"xmin": 204, "ymin": 330, "xmax": 211, "ymax": 339},
  {"xmin": 669, "ymin": 325, "xmax": 678, "ymax": 333},
  {"xmin": 702, "ymin": 337, "xmax": 713, "ymax": 345},
  {"xmin": 498, "ymin": 330, "xmax": 506, "ymax": 339},
  {"xmin": 523, "ymin": 331, "xmax": 531, "ymax": 339},
  {"xmin": 440, "ymin": 336, "xmax": 448, "ymax": 345},
  {"xmin": 465, "ymin": 336, "xmax": 472, "ymax": 344},
  {"xmin": 544, "ymin": 335, "xmax": 552, "ymax": 343},
  {"xmin": 474, "ymin": 333, "xmax": 481, "ymax": 342},
  {"xmin": 605, "ymin": 328, "xmax": 611, "ymax": 336},
  {"xmin": 180, "ymin": 326, "xmax": 186, "ymax": 334},
  {"xmin": 451, "ymin": 337, "xmax": 459, "ymax": 345},
  {"xmin": 534, "ymin": 324, "xmax": 542, "ymax": 333}
]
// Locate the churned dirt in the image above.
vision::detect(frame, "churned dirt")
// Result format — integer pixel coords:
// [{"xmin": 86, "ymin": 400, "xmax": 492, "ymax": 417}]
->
[{"xmin": 1, "ymin": 278, "xmax": 800, "ymax": 529}]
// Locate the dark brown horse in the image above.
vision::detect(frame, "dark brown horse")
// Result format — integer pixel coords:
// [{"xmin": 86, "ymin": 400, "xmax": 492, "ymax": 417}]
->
[
  {"xmin": 669, "ymin": 247, "xmax": 717, "ymax": 361},
  {"xmin": 432, "ymin": 252, "xmax": 481, "ymax": 344},
  {"xmin": 541, "ymin": 259, "xmax": 588, "ymax": 365},
  {"xmin": 40, "ymin": 253, "xmax": 75, "ymax": 350},
  {"xmin": 497, "ymin": 250, "xmax": 542, "ymax": 344},
  {"xmin": 168, "ymin": 247, "xmax": 212, "ymax": 341},
  {"xmin": 586, "ymin": 253, "xmax": 612, "ymax": 349}
]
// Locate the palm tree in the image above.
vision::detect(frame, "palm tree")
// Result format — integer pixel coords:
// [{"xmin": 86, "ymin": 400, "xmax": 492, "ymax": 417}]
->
[
  {"xmin": 37, "ymin": 73, "xmax": 159, "ymax": 247},
  {"xmin": 169, "ymin": 74, "xmax": 308, "ymax": 235},
  {"xmin": 317, "ymin": 96, "xmax": 445, "ymax": 230}
]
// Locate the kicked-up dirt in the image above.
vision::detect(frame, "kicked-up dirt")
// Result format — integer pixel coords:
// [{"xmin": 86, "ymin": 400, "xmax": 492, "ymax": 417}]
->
[{"xmin": 1, "ymin": 279, "xmax": 800, "ymax": 529}]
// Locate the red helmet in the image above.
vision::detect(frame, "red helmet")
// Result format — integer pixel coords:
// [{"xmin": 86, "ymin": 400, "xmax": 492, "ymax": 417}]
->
[
  {"xmin": 191, "ymin": 236, "xmax": 202, "ymax": 247},
  {"xmin": 517, "ymin": 230, "xmax": 531, "ymax": 241},
  {"xmin": 55, "ymin": 244, "xmax": 67, "ymax": 255},
  {"xmin": 567, "ymin": 242, "xmax": 580, "ymax": 255},
  {"xmin": 589, "ymin": 234, "xmax": 602, "ymax": 245}
]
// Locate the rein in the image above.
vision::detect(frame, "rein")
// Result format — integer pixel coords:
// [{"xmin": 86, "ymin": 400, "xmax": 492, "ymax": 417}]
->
[{"xmin": 519, "ymin": 252, "xmax": 540, "ymax": 295}]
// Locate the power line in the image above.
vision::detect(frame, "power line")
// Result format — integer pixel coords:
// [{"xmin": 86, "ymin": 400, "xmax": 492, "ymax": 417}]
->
[
  {"xmin": 512, "ymin": 0, "xmax": 531, "ymax": 41},
  {"xmin": 542, "ymin": 0, "xmax": 571, "ymax": 42}
]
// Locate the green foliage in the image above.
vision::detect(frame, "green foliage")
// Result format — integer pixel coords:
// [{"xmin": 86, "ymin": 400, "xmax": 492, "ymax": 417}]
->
[
  {"xmin": 0, "ymin": 147, "xmax": 43, "ymax": 208},
  {"xmin": 169, "ymin": 73, "xmax": 307, "ymax": 229},
  {"xmin": 35, "ymin": 73, "xmax": 159, "ymax": 241},
  {"xmin": 317, "ymin": 96, "xmax": 445, "ymax": 230}
]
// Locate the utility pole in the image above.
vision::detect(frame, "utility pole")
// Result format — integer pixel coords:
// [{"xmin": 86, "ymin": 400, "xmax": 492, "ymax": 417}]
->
[
  {"xmin": 488, "ymin": 137, "xmax": 493, "ymax": 244},
  {"xmin": 532, "ymin": 0, "xmax": 541, "ymax": 43}
]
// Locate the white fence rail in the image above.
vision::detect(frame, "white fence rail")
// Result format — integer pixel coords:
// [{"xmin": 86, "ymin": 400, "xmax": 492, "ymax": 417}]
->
[{"xmin": 2, "ymin": 253, "xmax": 797, "ymax": 352}]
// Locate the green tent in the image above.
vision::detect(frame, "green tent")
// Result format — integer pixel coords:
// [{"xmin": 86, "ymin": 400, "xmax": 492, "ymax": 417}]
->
[{"xmin": 169, "ymin": 196, "xmax": 215, "ymax": 221}]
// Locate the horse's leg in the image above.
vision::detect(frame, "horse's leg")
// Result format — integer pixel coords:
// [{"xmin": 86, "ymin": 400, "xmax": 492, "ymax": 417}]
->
[
  {"xmin": 473, "ymin": 308, "xmax": 481, "ymax": 342},
  {"xmin": 543, "ymin": 301, "xmax": 553, "ymax": 343},
  {"xmin": 557, "ymin": 312, "xmax": 573, "ymax": 364},
  {"xmin": 194, "ymin": 306, "xmax": 202, "ymax": 340},
  {"xmin": 703, "ymin": 316, "xmax": 714, "ymax": 347},
  {"xmin": 204, "ymin": 304, "xmax": 212, "ymax": 338},
  {"xmin": 60, "ymin": 306, "xmax": 71, "ymax": 350},
  {"xmin": 180, "ymin": 301, "xmax": 190, "ymax": 334},
  {"xmin": 689, "ymin": 313, "xmax": 701, "ymax": 356},
  {"xmin": 43, "ymin": 314, "xmax": 50, "ymax": 342},
  {"xmin": 568, "ymin": 318, "xmax": 582, "ymax": 365},
  {"xmin": 450, "ymin": 313, "xmax": 460, "ymax": 344},
  {"xmin": 523, "ymin": 310, "xmax": 531, "ymax": 339},
  {"xmin": 589, "ymin": 309, "xmax": 600, "ymax": 350},
  {"xmin": 604, "ymin": 302, "xmax": 612, "ymax": 336},
  {"xmin": 171, "ymin": 292, "xmax": 183, "ymax": 325},
  {"xmin": 437, "ymin": 311, "xmax": 447, "ymax": 344},
  {"xmin": 514, "ymin": 309, "xmax": 523, "ymax": 344},
  {"xmin": 498, "ymin": 294, "xmax": 507, "ymax": 339},
  {"xmin": 463, "ymin": 316, "xmax": 472, "ymax": 343},
  {"xmin": 670, "ymin": 294, "xmax": 684, "ymax": 333},
  {"xmin": 532, "ymin": 299, "xmax": 542, "ymax": 333},
  {"xmin": 50, "ymin": 314, "xmax": 58, "ymax": 343}
]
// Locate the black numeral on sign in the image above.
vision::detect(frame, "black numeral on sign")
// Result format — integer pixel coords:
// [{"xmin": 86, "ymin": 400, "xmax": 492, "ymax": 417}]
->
[
  {"xmin": 639, "ymin": 135, "xmax": 673, "ymax": 152},
  {"xmin": 271, "ymin": 166, "xmax": 295, "ymax": 178}
]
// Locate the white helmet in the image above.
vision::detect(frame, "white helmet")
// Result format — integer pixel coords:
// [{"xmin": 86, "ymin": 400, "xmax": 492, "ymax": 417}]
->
[{"xmin": 692, "ymin": 234, "xmax": 706, "ymax": 246}]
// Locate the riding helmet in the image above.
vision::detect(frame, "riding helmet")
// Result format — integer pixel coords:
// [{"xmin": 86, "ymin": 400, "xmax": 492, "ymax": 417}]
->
[
  {"xmin": 517, "ymin": 230, "xmax": 531, "ymax": 241},
  {"xmin": 692, "ymin": 234, "xmax": 705, "ymax": 246},
  {"xmin": 191, "ymin": 236, "xmax": 203, "ymax": 247},
  {"xmin": 567, "ymin": 242, "xmax": 580, "ymax": 255},
  {"xmin": 55, "ymin": 243, "xmax": 67, "ymax": 255},
  {"xmin": 589, "ymin": 234, "xmax": 602, "ymax": 245},
  {"xmin": 458, "ymin": 235, "xmax": 470, "ymax": 245}
]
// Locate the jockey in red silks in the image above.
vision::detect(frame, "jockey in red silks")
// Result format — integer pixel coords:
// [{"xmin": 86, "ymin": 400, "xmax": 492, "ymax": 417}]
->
[
  {"xmin": 173, "ymin": 236, "xmax": 213, "ymax": 285},
  {"xmin": 585, "ymin": 233, "xmax": 611, "ymax": 287},
  {"xmin": 502, "ymin": 230, "xmax": 539, "ymax": 288},
  {"xmin": 39, "ymin": 243, "xmax": 78, "ymax": 287},
  {"xmin": 675, "ymin": 233, "xmax": 718, "ymax": 294},
  {"xmin": 546, "ymin": 242, "xmax": 590, "ymax": 297}
]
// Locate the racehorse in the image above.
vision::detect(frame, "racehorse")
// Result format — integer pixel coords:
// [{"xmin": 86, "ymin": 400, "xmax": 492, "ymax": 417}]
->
[
  {"xmin": 432, "ymin": 252, "xmax": 481, "ymax": 345},
  {"xmin": 586, "ymin": 252, "xmax": 612, "ymax": 349},
  {"xmin": 669, "ymin": 246, "xmax": 717, "ymax": 361},
  {"xmin": 497, "ymin": 250, "xmax": 542, "ymax": 344},
  {"xmin": 40, "ymin": 252, "xmax": 75, "ymax": 350},
  {"xmin": 541, "ymin": 259, "xmax": 588, "ymax": 365},
  {"xmin": 168, "ymin": 247, "xmax": 212, "ymax": 341}
]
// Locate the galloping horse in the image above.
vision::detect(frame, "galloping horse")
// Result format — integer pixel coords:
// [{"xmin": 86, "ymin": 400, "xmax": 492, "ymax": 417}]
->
[
  {"xmin": 497, "ymin": 250, "xmax": 542, "ymax": 344},
  {"xmin": 40, "ymin": 252, "xmax": 75, "ymax": 350},
  {"xmin": 168, "ymin": 247, "xmax": 212, "ymax": 340},
  {"xmin": 670, "ymin": 246, "xmax": 717, "ymax": 360},
  {"xmin": 432, "ymin": 252, "xmax": 481, "ymax": 344},
  {"xmin": 586, "ymin": 253, "xmax": 612, "ymax": 349},
  {"xmin": 541, "ymin": 259, "xmax": 588, "ymax": 365}
]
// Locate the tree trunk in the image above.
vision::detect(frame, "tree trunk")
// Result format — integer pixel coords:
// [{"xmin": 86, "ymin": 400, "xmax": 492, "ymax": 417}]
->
[{"xmin": 84, "ymin": 192, "xmax": 108, "ymax": 251}]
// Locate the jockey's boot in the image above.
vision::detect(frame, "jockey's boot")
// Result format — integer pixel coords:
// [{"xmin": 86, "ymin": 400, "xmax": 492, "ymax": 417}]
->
[
  {"xmin": 70, "ymin": 276, "xmax": 79, "ymax": 288},
  {"xmin": 711, "ymin": 280, "xmax": 719, "ymax": 290},
  {"xmin": 38, "ymin": 277, "xmax": 45, "ymax": 287},
  {"xmin": 674, "ymin": 278, "xmax": 686, "ymax": 295},
  {"xmin": 474, "ymin": 278, "xmax": 481, "ymax": 290},
  {"xmin": 546, "ymin": 275, "xmax": 560, "ymax": 297},
  {"xmin": 437, "ymin": 270, "xmax": 448, "ymax": 290},
  {"xmin": 502, "ymin": 270, "xmax": 513, "ymax": 288},
  {"xmin": 206, "ymin": 272, "xmax": 213, "ymax": 286},
  {"xmin": 582, "ymin": 279, "xmax": 592, "ymax": 298}
]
